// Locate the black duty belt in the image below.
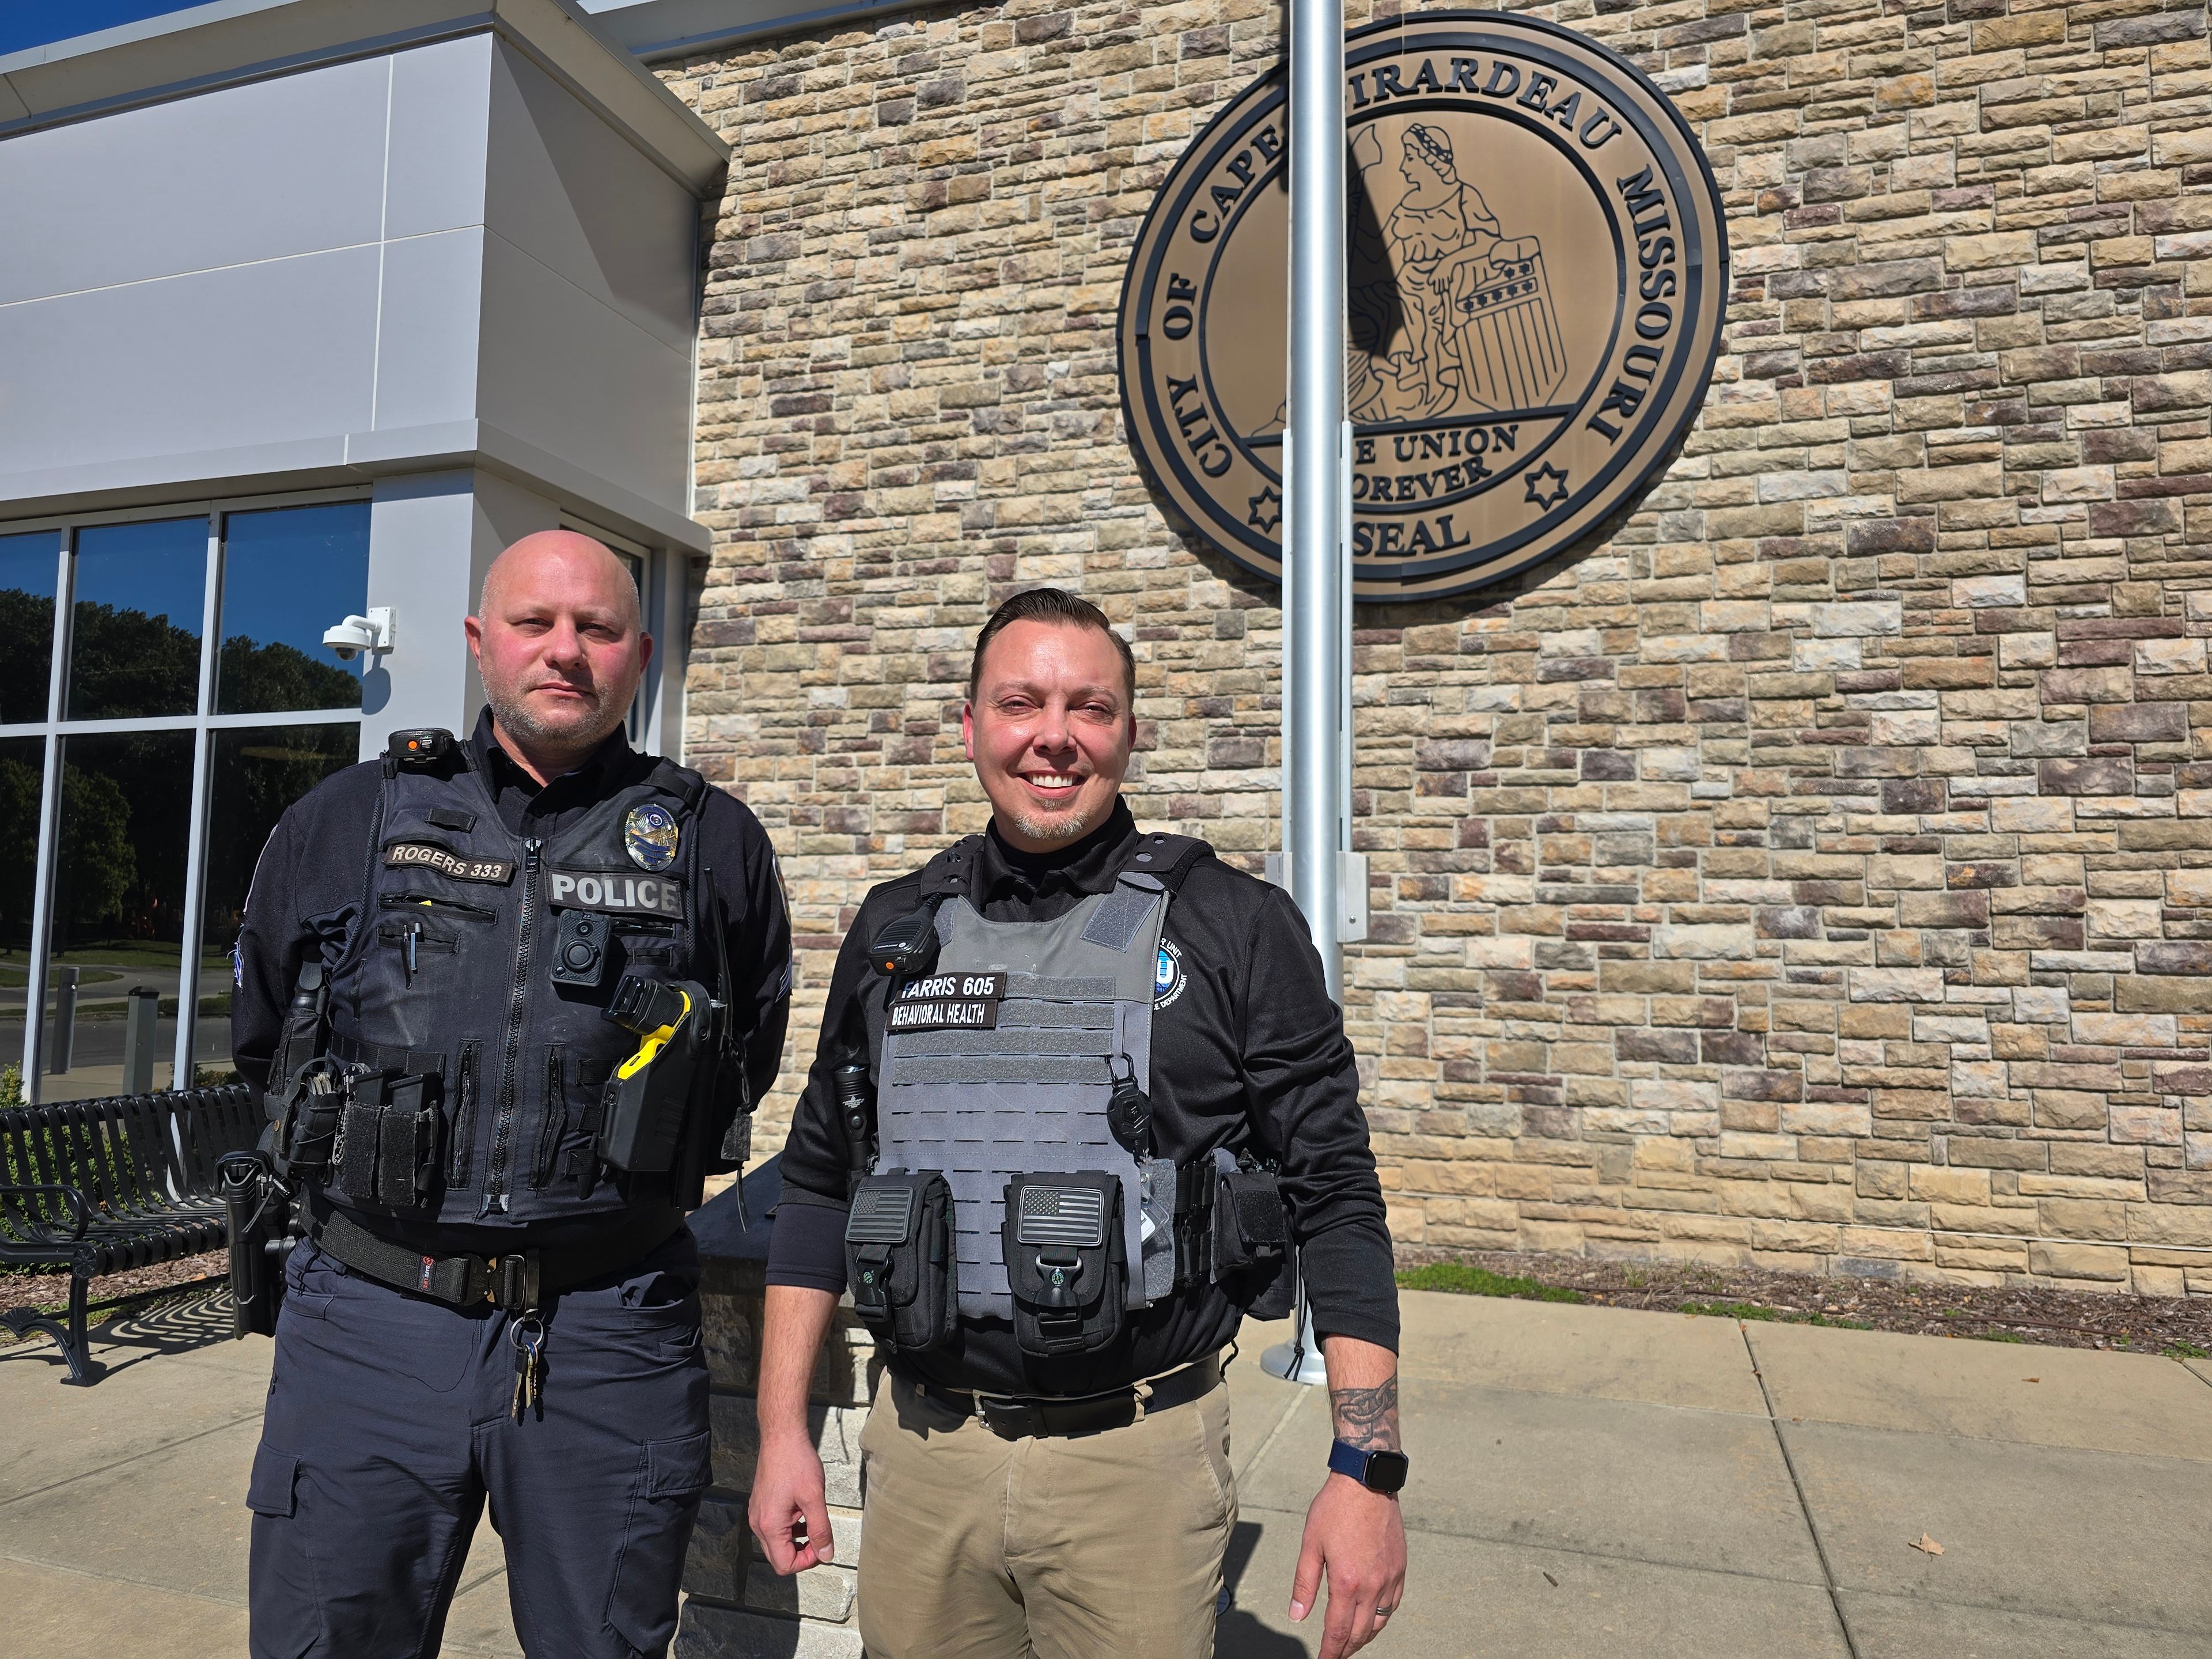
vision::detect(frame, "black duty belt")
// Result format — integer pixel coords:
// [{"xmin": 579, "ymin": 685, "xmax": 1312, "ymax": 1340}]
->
[
  {"xmin": 307, "ymin": 1196, "xmax": 685, "ymax": 1313},
  {"xmin": 910, "ymin": 1353, "xmax": 1223, "ymax": 1441}
]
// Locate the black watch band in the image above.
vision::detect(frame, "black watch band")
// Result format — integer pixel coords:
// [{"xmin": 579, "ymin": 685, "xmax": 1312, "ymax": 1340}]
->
[{"xmin": 1327, "ymin": 1439, "xmax": 1409, "ymax": 1494}]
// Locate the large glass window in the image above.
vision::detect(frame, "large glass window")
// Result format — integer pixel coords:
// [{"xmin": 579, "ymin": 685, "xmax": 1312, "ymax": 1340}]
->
[
  {"xmin": 0, "ymin": 495, "xmax": 368, "ymax": 1102},
  {"xmin": 0, "ymin": 533, "xmax": 60, "ymax": 725},
  {"xmin": 197, "ymin": 724, "xmax": 359, "ymax": 1065},
  {"xmin": 0, "ymin": 737, "xmax": 46, "ymax": 1096},
  {"xmin": 67, "ymin": 517, "xmax": 207, "ymax": 721},
  {"xmin": 218, "ymin": 503, "xmax": 369, "ymax": 714},
  {"xmin": 42, "ymin": 733, "xmax": 194, "ymax": 1093}
]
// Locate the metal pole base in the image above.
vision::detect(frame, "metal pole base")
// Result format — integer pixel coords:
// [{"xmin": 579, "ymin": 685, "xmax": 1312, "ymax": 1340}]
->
[{"xmin": 1259, "ymin": 1291, "xmax": 1330, "ymax": 1385}]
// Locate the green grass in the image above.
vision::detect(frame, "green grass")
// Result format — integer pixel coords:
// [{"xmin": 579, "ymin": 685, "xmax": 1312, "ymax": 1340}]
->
[
  {"xmin": 1396, "ymin": 1263, "xmax": 1585, "ymax": 1304},
  {"xmin": 1680, "ymin": 1299, "xmax": 1779, "ymax": 1321},
  {"xmin": 0, "ymin": 965, "xmax": 122, "ymax": 987},
  {"xmin": 2162, "ymin": 1341, "xmax": 2209, "ymax": 1361},
  {"xmin": 52, "ymin": 945, "xmax": 183, "ymax": 968},
  {"xmin": 1969, "ymin": 1330, "xmax": 2028, "ymax": 1344},
  {"xmin": 156, "ymin": 992, "xmax": 231, "ymax": 1018}
]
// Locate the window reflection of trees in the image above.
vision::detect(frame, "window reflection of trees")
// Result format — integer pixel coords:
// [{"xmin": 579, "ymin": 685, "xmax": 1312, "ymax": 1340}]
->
[
  {"xmin": 51, "ymin": 733, "xmax": 192, "ymax": 959},
  {"xmin": 65, "ymin": 600, "xmax": 202, "ymax": 722},
  {"xmin": 0, "ymin": 502, "xmax": 370, "ymax": 1088},
  {"xmin": 0, "ymin": 587, "xmax": 54, "ymax": 724},
  {"xmin": 221, "ymin": 637, "xmax": 359, "ymax": 713},
  {"xmin": 0, "ymin": 743, "xmax": 43, "ymax": 956},
  {"xmin": 202, "ymin": 725, "xmax": 358, "ymax": 970}
]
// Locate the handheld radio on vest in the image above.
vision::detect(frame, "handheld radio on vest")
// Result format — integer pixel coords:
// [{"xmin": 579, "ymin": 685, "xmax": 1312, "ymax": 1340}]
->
[{"xmin": 868, "ymin": 905, "xmax": 941, "ymax": 980}]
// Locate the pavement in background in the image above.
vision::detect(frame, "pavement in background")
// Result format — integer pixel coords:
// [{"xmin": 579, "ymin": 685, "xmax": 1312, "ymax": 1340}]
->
[{"xmin": 6, "ymin": 1286, "xmax": 2211, "ymax": 1658}]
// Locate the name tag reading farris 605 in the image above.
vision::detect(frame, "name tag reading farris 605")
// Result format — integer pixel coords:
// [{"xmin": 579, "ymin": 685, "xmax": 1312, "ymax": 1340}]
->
[{"xmin": 888, "ymin": 972, "xmax": 1008, "ymax": 1032}]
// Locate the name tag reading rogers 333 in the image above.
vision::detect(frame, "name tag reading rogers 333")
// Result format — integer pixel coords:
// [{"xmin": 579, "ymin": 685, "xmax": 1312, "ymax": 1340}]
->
[
  {"xmin": 888, "ymin": 972, "xmax": 1009, "ymax": 1033},
  {"xmin": 384, "ymin": 844, "xmax": 516, "ymax": 883}
]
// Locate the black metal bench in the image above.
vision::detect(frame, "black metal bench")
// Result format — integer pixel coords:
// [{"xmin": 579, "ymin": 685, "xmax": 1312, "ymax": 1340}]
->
[{"xmin": 0, "ymin": 1085, "xmax": 260, "ymax": 1384}]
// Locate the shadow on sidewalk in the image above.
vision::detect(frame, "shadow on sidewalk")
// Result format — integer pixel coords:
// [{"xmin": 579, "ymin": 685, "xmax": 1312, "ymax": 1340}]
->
[
  {"xmin": 0, "ymin": 1286, "xmax": 236, "ymax": 1381},
  {"xmin": 1218, "ymin": 1518, "xmax": 1308, "ymax": 1658}
]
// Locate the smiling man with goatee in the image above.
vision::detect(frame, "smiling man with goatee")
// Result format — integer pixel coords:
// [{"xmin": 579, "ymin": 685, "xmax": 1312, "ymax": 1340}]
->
[{"xmin": 749, "ymin": 588, "xmax": 1408, "ymax": 1659}]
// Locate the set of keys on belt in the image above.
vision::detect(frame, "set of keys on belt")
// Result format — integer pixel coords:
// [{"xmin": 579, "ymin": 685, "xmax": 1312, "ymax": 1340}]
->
[{"xmin": 510, "ymin": 1315, "xmax": 546, "ymax": 1420}]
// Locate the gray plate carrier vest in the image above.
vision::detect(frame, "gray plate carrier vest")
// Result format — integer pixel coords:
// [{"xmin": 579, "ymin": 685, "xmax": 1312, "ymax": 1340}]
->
[{"xmin": 875, "ymin": 834, "xmax": 1208, "ymax": 1321}]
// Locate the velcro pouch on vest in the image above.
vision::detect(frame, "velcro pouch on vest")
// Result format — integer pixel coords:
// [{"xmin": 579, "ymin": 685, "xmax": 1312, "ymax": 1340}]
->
[
  {"xmin": 1001, "ymin": 1172, "xmax": 1126, "ymax": 1358},
  {"xmin": 1211, "ymin": 1165, "xmax": 1294, "ymax": 1320},
  {"xmin": 267, "ymin": 1065, "xmax": 342, "ymax": 1183},
  {"xmin": 332, "ymin": 1071, "xmax": 442, "ymax": 1210},
  {"xmin": 844, "ymin": 1173, "xmax": 957, "ymax": 1351}
]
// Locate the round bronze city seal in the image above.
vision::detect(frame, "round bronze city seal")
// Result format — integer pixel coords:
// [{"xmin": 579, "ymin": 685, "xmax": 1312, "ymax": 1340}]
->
[{"xmin": 1119, "ymin": 12, "xmax": 1729, "ymax": 603}]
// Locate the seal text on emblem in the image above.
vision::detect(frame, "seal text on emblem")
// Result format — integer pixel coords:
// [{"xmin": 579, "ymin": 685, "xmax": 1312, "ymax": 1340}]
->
[{"xmin": 1118, "ymin": 12, "xmax": 1729, "ymax": 602}]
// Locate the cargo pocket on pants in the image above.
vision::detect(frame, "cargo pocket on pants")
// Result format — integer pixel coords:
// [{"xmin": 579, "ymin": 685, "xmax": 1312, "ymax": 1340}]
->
[
  {"xmin": 247, "ymin": 1445, "xmax": 319, "ymax": 1659},
  {"xmin": 604, "ymin": 1430, "xmax": 713, "ymax": 1656}
]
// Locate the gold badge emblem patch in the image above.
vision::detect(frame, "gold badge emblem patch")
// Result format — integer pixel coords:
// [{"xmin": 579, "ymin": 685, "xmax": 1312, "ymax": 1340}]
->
[
  {"xmin": 1118, "ymin": 12, "xmax": 1729, "ymax": 602},
  {"xmin": 624, "ymin": 804, "xmax": 680, "ymax": 873}
]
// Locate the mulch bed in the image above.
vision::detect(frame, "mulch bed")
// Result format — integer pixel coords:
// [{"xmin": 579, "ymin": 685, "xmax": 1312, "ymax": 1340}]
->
[
  {"xmin": 0, "ymin": 1248, "xmax": 229, "ymax": 1344},
  {"xmin": 1395, "ymin": 1247, "xmax": 2212, "ymax": 1357}
]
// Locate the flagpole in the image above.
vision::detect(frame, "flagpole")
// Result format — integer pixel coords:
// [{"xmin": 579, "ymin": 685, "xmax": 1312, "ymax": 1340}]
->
[{"xmin": 1264, "ymin": 0, "xmax": 1348, "ymax": 1390}]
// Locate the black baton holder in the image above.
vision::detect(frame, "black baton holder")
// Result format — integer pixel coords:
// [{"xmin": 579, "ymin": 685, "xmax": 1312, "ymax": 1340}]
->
[{"xmin": 219, "ymin": 1152, "xmax": 294, "ymax": 1339}]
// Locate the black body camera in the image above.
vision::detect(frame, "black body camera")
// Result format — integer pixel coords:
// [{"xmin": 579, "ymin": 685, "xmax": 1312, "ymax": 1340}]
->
[
  {"xmin": 385, "ymin": 728, "xmax": 456, "ymax": 769},
  {"xmin": 550, "ymin": 910, "xmax": 612, "ymax": 988}
]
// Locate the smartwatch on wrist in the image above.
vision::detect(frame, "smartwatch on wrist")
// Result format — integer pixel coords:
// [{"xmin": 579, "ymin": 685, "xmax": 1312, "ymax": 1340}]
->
[{"xmin": 1327, "ymin": 1439, "xmax": 1410, "ymax": 1495}]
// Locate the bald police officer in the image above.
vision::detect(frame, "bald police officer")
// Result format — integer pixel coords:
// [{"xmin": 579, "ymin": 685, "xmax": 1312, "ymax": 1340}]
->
[
  {"xmin": 749, "ymin": 588, "xmax": 1408, "ymax": 1659},
  {"xmin": 232, "ymin": 532, "xmax": 792, "ymax": 1658}
]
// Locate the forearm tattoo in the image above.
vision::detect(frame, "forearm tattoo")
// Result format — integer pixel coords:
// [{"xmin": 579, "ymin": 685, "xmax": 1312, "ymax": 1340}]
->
[{"xmin": 1330, "ymin": 1376, "xmax": 1400, "ymax": 1452}]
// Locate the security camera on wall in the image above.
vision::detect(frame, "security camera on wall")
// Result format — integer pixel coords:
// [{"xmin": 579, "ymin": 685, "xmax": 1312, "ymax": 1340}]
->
[{"xmin": 323, "ymin": 607, "xmax": 396, "ymax": 661}]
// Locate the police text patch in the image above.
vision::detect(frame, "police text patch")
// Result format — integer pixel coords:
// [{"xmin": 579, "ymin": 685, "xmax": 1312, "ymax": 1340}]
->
[
  {"xmin": 384, "ymin": 843, "xmax": 516, "ymax": 883},
  {"xmin": 888, "ymin": 972, "xmax": 1006, "ymax": 1032},
  {"xmin": 547, "ymin": 868, "xmax": 684, "ymax": 918}
]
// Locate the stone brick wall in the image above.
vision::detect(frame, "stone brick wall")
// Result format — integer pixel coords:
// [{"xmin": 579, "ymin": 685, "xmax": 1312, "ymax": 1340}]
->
[
  {"xmin": 658, "ymin": 0, "xmax": 2212, "ymax": 1298},
  {"xmin": 684, "ymin": 1200, "xmax": 876, "ymax": 1657}
]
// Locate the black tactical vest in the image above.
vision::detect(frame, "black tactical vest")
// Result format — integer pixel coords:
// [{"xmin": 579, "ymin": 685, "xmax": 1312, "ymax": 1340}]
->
[{"xmin": 319, "ymin": 745, "xmax": 709, "ymax": 1229}]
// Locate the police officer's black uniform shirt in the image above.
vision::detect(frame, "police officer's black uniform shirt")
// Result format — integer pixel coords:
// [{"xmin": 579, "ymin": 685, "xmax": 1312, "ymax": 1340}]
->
[
  {"xmin": 768, "ymin": 801, "xmax": 1398, "ymax": 1396},
  {"xmin": 232, "ymin": 710, "xmax": 793, "ymax": 1245}
]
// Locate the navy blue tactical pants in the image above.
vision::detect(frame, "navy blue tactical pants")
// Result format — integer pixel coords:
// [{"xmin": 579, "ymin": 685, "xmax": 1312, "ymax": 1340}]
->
[{"xmin": 247, "ymin": 1229, "xmax": 711, "ymax": 1659}]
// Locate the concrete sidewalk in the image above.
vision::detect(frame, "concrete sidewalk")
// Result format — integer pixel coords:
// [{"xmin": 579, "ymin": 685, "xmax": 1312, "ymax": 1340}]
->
[{"xmin": 6, "ymin": 1287, "xmax": 2211, "ymax": 1658}]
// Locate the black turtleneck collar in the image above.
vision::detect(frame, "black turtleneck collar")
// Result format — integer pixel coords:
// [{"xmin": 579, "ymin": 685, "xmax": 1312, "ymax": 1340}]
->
[
  {"xmin": 969, "ymin": 798, "xmax": 1141, "ymax": 919},
  {"xmin": 467, "ymin": 706, "xmax": 643, "ymax": 837}
]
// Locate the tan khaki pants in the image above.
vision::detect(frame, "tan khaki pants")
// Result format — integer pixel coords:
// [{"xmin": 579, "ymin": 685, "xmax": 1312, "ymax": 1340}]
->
[{"xmin": 855, "ymin": 1365, "xmax": 1237, "ymax": 1659}]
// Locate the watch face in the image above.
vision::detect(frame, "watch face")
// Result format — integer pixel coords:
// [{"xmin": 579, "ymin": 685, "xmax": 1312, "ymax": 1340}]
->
[{"xmin": 1365, "ymin": 1450, "xmax": 1410, "ymax": 1495}]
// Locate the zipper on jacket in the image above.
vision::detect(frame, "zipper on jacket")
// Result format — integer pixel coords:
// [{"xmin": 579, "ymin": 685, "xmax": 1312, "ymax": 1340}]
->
[
  {"xmin": 480, "ymin": 836, "xmax": 541, "ymax": 1215},
  {"xmin": 448, "ymin": 1041, "xmax": 479, "ymax": 1187},
  {"xmin": 378, "ymin": 892, "xmax": 497, "ymax": 922},
  {"xmin": 531, "ymin": 1046, "xmax": 567, "ymax": 1190}
]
